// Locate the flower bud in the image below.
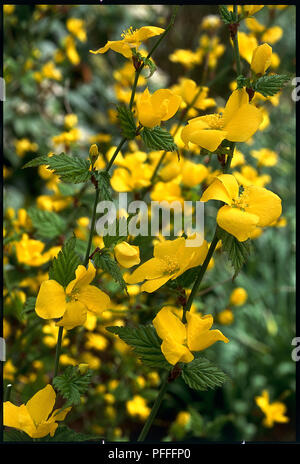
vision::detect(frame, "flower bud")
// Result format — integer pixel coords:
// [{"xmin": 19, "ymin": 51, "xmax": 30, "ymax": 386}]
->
[
  {"xmin": 78, "ymin": 363, "xmax": 89, "ymax": 375},
  {"xmin": 114, "ymin": 241, "xmax": 140, "ymax": 268},
  {"xmin": 89, "ymin": 143, "xmax": 99, "ymax": 165},
  {"xmin": 251, "ymin": 43, "xmax": 272, "ymax": 75},
  {"xmin": 229, "ymin": 287, "xmax": 248, "ymax": 306}
]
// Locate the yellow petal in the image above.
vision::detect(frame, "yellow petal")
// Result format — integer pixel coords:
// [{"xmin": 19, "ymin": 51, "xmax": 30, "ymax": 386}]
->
[
  {"xmin": 161, "ymin": 337, "xmax": 194, "ymax": 365},
  {"xmin": 153, "ymin": 307, "xmax": 186, "ymax": 345},
  {"xmin": 151, "ymin": 89, "xmax": 182, "ymax": 121},
  {"xmin": 124, "ymin": 258, "xmax": 166, "ymax": 284},
  {"xmin": 89, "ymin": 40, "xmax": 132, "ymax": 58},
  {"xmin": 187, "ymin": 318, "xmax": 229, "ymax": 352},
  {"xmin": 35, "ymin": 280, "xmax": 66, "ymax": 320},
  {"xmin": 217, "ymin": 205, "xmax": 259, "ymax": 241},
  {"xmin": 26, "ymin": 385, "xmax": 56, "ymax": 426},
  {"xmin": 251, "ymin": 43, "xmax": 272, "ymax": 75},
  {"xmin": 243, "ymin": 186, "xmax": 282, "ymax": 227},
  {"xmin": 154, "ymin": 237, "xmax": 185, "ymax": 259},
  {"xmin": 50, "ymin": 407, "xmax": 72, "ymax": 422},
  {"xmin": 66, "ymin": 261, "xmax": 96, "ymax": 294},
  {"xmin": 222, "ymin": 88, "xmax": 249, "ymax": 126},
  {"xmin": 181, "ymin": 123, "xmax": 227, "ymax": 152},
  {"xmin": 140, "ymin": 275, "xmax": 171, "ymax": 293},
  {"xmin": 224, "ymin": 104, "xmax": 263, "ymax": 142},
  {"xmin": 200, "ymin": 175, "xmax": 238, "ymax": 205},
  {"xmin": 4, "ymin": 402, "xmax": 34, "ymax": 435},
  {"xmin": 135, "ymin": 26, "xmax": 165, "ymax": 42},
  {"xmin": 77, "ymin": 285, "xmax": 111, "ymax": 315},
  {"xmin": 56, "ymin": 301, "xmax": 87, "ymax": 330}
]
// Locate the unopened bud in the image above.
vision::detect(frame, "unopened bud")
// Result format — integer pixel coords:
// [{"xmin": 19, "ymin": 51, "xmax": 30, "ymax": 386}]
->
[{"xmin": 89, "ymin": 143, "xmax": 99, "ymax": 165}]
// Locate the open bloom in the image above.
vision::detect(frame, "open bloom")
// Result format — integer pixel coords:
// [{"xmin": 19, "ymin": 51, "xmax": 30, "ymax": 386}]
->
[
  {"xmin": 255, "ymin": 390, "xmax": 289, "ymax": 428},
  {"xmin": 35, "ymin": 261, "xmax": 111, "ymax": 330},
  {"xmin": 125, "ymin": 237, "xmax": 208, "ymax": 293},
  {"xmin": 153, "ymin": 307, "xmax": 229, "ymax": 365},
  {"xmin": 4, "ymin": 385, "xmax": 71, "ymax": 438},
  {"xmin": 136, "ymin": 88, "xmax": 181, "ymax": 128},
  {"xmin": 90, "ymin": 26, "xmax": 164, "ymax": 58},
  {"xmin": 200, "ymin": 174, "xmax": 282, "ymax": 241},
  {"xmin": 181, "ymin": 88, "xmax": 263, "ymax": 152}
]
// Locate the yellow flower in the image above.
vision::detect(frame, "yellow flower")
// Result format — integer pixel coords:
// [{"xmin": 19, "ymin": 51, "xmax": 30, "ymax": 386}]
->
[
  {"xmin": 250, "ymin": 148, "xmax": 278, "ymax": 167},
  {"xmin": 218, "ymin": 309, "xmax": 234, "ymax": 325},
  {"xmin": 64, "ymin": 113, "xmax": 78, "ymax": 129},
  {"xmin": 201, "ymin": 15, "xmax": 221, "ymax": 30},
  {"xmin": 114, "ymin": 242, "xmax": 140, "ymax": 268},
  {"xmin": 181, "ymin": 88, "xmax": 263, "ymax": 152},
  {"xmin": 41, "ymin": 61, "xmax": 62, "ymax": 81},
  {"xmin": 172, "ymin": 78, "xmax": 216, "ymax": 110},
  {"xmin": 233, "ymin": 166, "xmax": 271, "ymax": 188},
  {"xmin": 125, "ymin": 237, "xmax": 209, "ymax": 293},
  {"xmin": 136, "ymin": 88, "xmax": 181, "ymax": 128},
  {"xmin": 4, "ymin": 385, "xmax": 71, "ymax": 438},
  {"xmin": 153, "ymin": 307, "xmax": 229, "ymax": 365},
  {"xmin": 242, "ymin": 5, "xmax": 265, "ymax": 16},
  {"xmin": 229, "ymin": 287, "xmax": 248, "ymax": 306},
  {"xmin": 35, "ymin": 261, "xmax": 111, "ymax": 330},
  {"xmin": 251, "ymin": 43, "xmax": 272, "ymax": 75},
  {"xmin": 15, "ymin": 234, "xmax": 57, "ymax": 267},
  {"xmin": 66, "ymin": 18, "xmax": 87, "ymax": 42},
  {"xmin": 175, "ymin": 411, "xmax": 191, "ymax": 426},
  {"xmin": 200, "ymin": 174, "xmax": 282, "ymax": 241},
  {"xmin": 262, "ymin": 26, "xmax": 283, "ymax": 44},
  {"xmin": 255, "ymin": 390, "xmax": 289, "ymax": 427},
  {"xmin": 4, "ymin": 5, "xmax": 15, "ymax": 14},
  {"xmin": 169, "ymin": 49, "xmax": 202, "ymax": 69},
  {"xmin": 126, "ymin": 395, "xmax": 150, "ymax": 420},
  {"xmin": 65, "ymin": 35, "xmax": 80, "ymax": 65},
  {"xmin": 15, "ymin": 138, "xmax": 38, "ymax": 157},
  {"xmin": 110, "ymin": 151, "xmax": 152, "ymax": 191},
  {"xmin": 181, "ymin": 160, "xmax": 208, "ymax": 187},
  {"xmin": 90, "ymin": 25, "xmax": 165, "ymax": 59}
]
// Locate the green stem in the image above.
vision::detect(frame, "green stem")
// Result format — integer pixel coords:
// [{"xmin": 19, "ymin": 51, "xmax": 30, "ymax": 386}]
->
[
  {"xmin": 105, "ymin": 137, "xmax": 127, "ymax": 173},
  {"xmin": 84, "ymin": 186, "xmax": 100, "ymax": 266},
  {"xmin": 232, "ymin": 5, "xmax": 242, "ymax": 76},
  {"xmin": 53, "ymin": 326, "xmax": 64, "ymax": 378},
  {"xmin": 137, "ymin": 374, "xmax": 169, "ymax": 442}
]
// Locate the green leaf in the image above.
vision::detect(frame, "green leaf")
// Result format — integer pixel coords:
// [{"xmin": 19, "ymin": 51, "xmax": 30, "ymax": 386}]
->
[
  {"xmin": 181, "ymin": 356, "xmax": 228, "ymax": 391},
  {"xmin": 236, "ymin": 75, "xmax": 251, "ymax": 89},
  {"xmin": 97, "ymin": 170, "xmax": 113, "ymax": 201},
  {"xmin": 48, "ymin": 237, "xmax": 81, "ymax": 288},
  {"xmin": 28, "ymin": 207, "xmax": 66, "ymax": 239},
  {"xmin": 141, "ymin": 126, "xmax": 177, "ymax": 152},
  {"xmin": 116, "ymin": 105, "xmax": 136, "ymax": 139},
  {"xmin": 22, "ymin": 154, "xmax": 49, "ymax": 168},
  {"xmin": 23, "ymin": 153, "xmax": 91, "ymax": 184},
  {"xmin": 40, "ymin": 425, "xmax": 100, "ymax": 442},
  {"xmin": 218, "ymin": 5, "xmax": 235, "ymax": 24},
  {"xmin": 93, "ymin": 251, "xmax": 127, "ymax": 292},
  {"xmin": 106, "ymin": 325, "xmax": 171, "ymax": 369},
  {"xmin": 253, "ymin": 74, "xmax": 290, "ymax": 97},
  {"xmin": 217, "ymin": 227, "xmax": 251, "ymax": 279},
  {"xmin": 53, "ymin": 365, "xmax": 93, "ymax": 409},
  {"xmin": 22, "ymin": 296, "xmax": 37, "ymax": 317},
  {"xmin": 4, "ymin": 429, "xmax": 32, "ymax": 442}
]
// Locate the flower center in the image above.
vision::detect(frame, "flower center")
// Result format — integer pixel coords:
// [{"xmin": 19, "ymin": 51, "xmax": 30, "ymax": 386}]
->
[
  {"xmin": 202, "ymin": 113, "xmax": 224, "ymax": 130},
  {"xmin": 121, "ymin": 26, "xmax": 137, "ymax": 42},
  {"xmin": 163, "ymin": 256, "xmax": 180, "ymax": 275},
  {"xmin": 232, "ymin": 189, "xmax": 250, "ymax": 210}
]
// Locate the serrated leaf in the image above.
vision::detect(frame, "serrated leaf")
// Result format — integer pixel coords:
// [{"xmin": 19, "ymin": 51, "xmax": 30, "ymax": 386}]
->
[
  {"xmin": 181, "ymin": 356, "xmax": 228, "ymax": 391},
  {"xmin": 141, "ymin": 126, "xmax": 177, "ymax": 152},
  {"xmin": 106, "ymin": 325, "xmax": 171, "ymax": 369},
  {"xmin": 236, "ymin": 75, "xmax": 250, "ymax": 89},
  {"xmin": 28, "ymin": 207, "xmax": 66, "ymax": 239},
  {"xmin": 24, "ymin": 153, "xmax": 91, "ymax": 184},
  {"xmin": 253, "ymin": 74, "xmax": 290, "ymax": 97},
  {"xmin": 217, "ymin": 227, "xmax": 251, "ymax": 279},
  {"xmin": 117, "ymin": 105, "xmax": 136, "ymax": 139},
  {"xmin": 93, "ymin": 251, "xmax": 127, "ymax": 292},
  {"xmin": 97, "ymin": 170, "xmax": 113, "ymax": 201},
  {"xmin": 22, "ymin": 154, "xmax": 49, "ymax": 169},
  {"xmin": 22, "ymin": 296, "xmax": 37, "ymax": 317},
  {"xmin": 53, "ymin": 366, "xmax": 93, "ymax": 408},
  {"xmin": 48, "ymin": 237, "xmax": 81, "ymax": 288}
]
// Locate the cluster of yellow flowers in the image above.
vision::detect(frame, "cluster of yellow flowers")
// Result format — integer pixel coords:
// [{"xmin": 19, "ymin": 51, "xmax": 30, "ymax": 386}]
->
[{"xmin": 4, "ymin": 4, "xmax": 292, "ymax": 441}]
